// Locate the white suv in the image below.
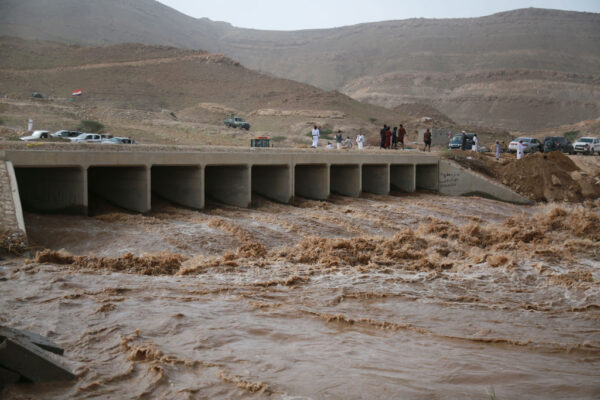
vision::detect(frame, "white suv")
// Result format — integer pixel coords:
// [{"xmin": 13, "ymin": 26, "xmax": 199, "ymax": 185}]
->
[
  {"xmin": 70, "ymin": 133, "xmax": 102, "ymax": 143},
  {"xmin": 573, "ymin": 137, "xmax": 600, "ymax": 155}
]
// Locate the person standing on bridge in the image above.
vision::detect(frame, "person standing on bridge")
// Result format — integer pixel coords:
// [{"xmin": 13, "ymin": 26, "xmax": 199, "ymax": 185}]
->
[
  {"xmin": 398, "ymin": 124, "xmax": 406, "ymax": 150},
  {"xmin": 380, "ymin": 125, "xmax": 386, "ymax": 149},
  {"xmin": 384, "ymin": 126, "xmax": 392, "ymax": 149},
  {"xmin": 356, "ymin": 132, "xmax": 365, "ymax": 150},
  {"xmin": 391, "ymin": 127, "xmax": 398, "ymax": 149},
  {"xmin": 423, "ymin": 129, "xmax": 432, "ymax": 152},
  {"xmin": 335, "ymin": 130, "xmax": 343, "ymax": 150},
  {"xmin": 311, "ymin": 125, "xmax": 320, "ymax": 148}
]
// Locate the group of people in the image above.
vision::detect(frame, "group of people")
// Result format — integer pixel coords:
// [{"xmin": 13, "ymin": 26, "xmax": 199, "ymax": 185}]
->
[
  {"xmin": 492, "ymin": 138, "xmax": 528, "ymax": 161},
  {"xmin": 312, "ymin": 126, "xmax": 365, "ymax": 150},
  {"xmin": 379, "ymin": 124, "xmax": 408, "ymax": 150}
]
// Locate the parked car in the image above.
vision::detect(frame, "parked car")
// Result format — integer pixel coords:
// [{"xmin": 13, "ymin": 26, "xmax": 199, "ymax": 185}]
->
[
  {"xmin": 51, "ymin": 130, "xmax": 83, "ymax": 139},
  {"xmin": 543, "ymin": 136, "xmax": 574, "ymax": 154},
  {"xmin": 508, "ymin": 137, "xmax": 543, "ymax": 153},
  {"xmin": 224, "ymin": 115, "xmax": 250, "ymax": 130},
  {"xmin": 70, "ymin": 133, "xmax": 103, "ymax": 143},
  {"xmin": 20, "ymin": 130, "xmax": 50, "ymax": 141},
  {"xmin": 448, "ymin": 133, "xmax": 475, "ymax": 150},
  {"xmin": 102, "ymin": 137, "xmax": 135, "ymax": 144},
  {"xmin": 573, "ymin": 137, "xmax": 600, "ymax": 155}
]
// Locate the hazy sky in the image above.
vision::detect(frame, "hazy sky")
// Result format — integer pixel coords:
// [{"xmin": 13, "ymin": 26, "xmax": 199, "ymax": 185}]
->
[{"xmin": 157, "ymin": 0, "xmax": 600, "ymax": 30}]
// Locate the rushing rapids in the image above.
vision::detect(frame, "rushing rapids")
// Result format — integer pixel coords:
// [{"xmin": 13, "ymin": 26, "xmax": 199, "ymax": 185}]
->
[{"xmin": 1, "ymin": 193, "xmax": 599, "ymax": 399}]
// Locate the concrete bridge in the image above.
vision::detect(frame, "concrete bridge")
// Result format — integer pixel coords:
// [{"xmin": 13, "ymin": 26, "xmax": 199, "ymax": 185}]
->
[{"xmin": 1, "ymin": 149, "xmax": 530, "ymax": 225}]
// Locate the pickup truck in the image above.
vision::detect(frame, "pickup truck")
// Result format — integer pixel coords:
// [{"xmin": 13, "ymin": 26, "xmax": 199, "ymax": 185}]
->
[
  {"xmin": 51, "ymin": 130, "xmax": 83, "ymax": 139},
  {"xmin": 224, "ymin": 116, "xmax": 250, "ymax": 130},
  {"xmin": 573, "ymin": 137, "xmax": 600, "ymax": 155},
  {"xmin": 20, "ymin": 130, "xmax": 50, "ymax": 141}
]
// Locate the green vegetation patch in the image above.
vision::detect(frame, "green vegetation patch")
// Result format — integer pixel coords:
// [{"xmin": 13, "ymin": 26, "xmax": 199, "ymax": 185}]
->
[
  {"xmin": 563, "ymin": 130, "xmax": 579, "ymax": 142},
  {"xmin": 77, "ymin": 120, "xmax": 105, "ymax": 133},
  {"xmin": 270, "ymin": 136, "xmax": 287, "ymax": 142}
]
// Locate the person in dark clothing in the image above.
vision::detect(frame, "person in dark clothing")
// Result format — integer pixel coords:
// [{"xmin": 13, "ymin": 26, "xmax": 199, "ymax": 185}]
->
[
  {"xmin": 423, "ymin": 129, "xmax": 432, "ymax": 152},
  {"xmin": 335, "ymin": 130, "xmax": 343, "ymax": 150},
  {"xmin": 380, "ymin": 125, "xmax": 387, "ymax": 149},
  {"xmin": 384, "ymin": 126, "xmax": 392, "ymax": 149},
  {"xmin": 391, "ymin": 127, "xmax": 398, "ymax": 149},
  {"xmin": 460, "ymin": 131, "xmax": 467, "ymax": 151},
  {"xmin": 397, "ymin": 124, "xmax": 406, "ymax": 150}
]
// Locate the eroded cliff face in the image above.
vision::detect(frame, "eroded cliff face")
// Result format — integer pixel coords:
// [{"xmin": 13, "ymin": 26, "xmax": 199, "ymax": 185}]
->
[{"xmin": 343, "ymin": 70, "xmax": 600, "ymax": 130}]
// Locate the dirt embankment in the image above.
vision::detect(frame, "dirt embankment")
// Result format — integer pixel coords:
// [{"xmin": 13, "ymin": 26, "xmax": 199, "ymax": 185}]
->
[{"xmin": 447, "ymin": 150, "xmax": 600, "ymax": 202}]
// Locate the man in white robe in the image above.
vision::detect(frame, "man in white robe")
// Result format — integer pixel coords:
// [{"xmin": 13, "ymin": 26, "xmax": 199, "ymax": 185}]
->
[
  {"xmin": 472, "ymin": 134, "xmax": 479, "ymax": 152},
  {"xmin": 517, "ymin": 140, "xmax": 524, "ymax": 160},
  {"xmin": 356, "ymin": 133, "xmax": 365, "ymax": 150},
  {"xmin": 311, "ymin": 125, "xmax": 320, "ymax": 148}
]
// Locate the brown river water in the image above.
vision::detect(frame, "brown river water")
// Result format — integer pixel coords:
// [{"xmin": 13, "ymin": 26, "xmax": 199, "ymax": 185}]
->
[{"xmin": 1, "ymin": 193, "xmax": 599, "ymax": 399}]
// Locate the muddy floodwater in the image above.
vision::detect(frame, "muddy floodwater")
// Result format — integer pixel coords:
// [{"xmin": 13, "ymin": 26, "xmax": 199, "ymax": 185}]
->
[{"xmin": 1, "ymin": 193, "xmax": 599, "ymax": 399}]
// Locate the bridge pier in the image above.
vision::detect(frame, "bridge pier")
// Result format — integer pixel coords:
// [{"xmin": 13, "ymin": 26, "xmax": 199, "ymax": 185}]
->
[
  {"xmin": 14, "ymin": 167, "xmax": 87, "ymax": 214},
  {"xmin": 361, "ymin": 164, "xmax": 389, "ymax": 195},
  {"xmin": 416, "ymin": 164, "xmax": 439, "ymax": 191},
  {"xmin": 390, "ymin": 164, "xmax": 416, "ymax": 192},
  {"xmin": 151, "ymin": 165, "xmax": 204, "ymax": 209},
  {"xmin": 330, "ymin": 164, "xmax": 361, "ymax": 197},
  {"xmin": 294, "ymin": 164, "xmax": 329, "ymax": 200},
  {"xmin": 251, "ymin": 165, "xmax": 292, "ymax": 204},
  {"xmin": 205, "ymin": 165, "xmax": 251, "ymax": 207},
  {"xmin": 88, "ymin": 166, "xmax": 150, "ymax": 213}
]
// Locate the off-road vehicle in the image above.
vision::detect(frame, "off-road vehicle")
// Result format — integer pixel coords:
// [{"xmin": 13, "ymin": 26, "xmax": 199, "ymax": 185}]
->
[{"xmin": 224, "ymin": 115, "xmax": 250, "ymax": 130}]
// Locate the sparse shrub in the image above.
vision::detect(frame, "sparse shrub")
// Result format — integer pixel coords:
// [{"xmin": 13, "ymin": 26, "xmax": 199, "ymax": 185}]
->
[
  {"xmin": 563, "ymin": 130, "xmax": 579, "ymax": 143},
  {"xmin": 0, "ymin": 116, "xmax": 4, "ymax": 125},
  {"xmin": 271, "ymin": 136, "xmax": 286, "ymax": 142},
  {"xmin": 369, "ymin": 117, "xmax": 377, "ymax": 123},
  {"xmin": 77, "ymin": 119, "xmax": 105, "ymax": 133}
]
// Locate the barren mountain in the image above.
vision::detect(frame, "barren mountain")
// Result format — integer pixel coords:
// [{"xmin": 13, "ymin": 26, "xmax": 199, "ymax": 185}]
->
[
  {"xmin": 1, "ymin": 0, "xmax": 599, "ymax": 130},
  {"xmin": 0, "ymin": 38, "xmax": 426, "ymax": 146}
]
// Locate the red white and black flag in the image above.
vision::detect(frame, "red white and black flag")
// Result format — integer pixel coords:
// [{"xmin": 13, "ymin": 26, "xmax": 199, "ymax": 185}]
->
[{"xmin": 71, "ymin": 89, "xmax": 82, "ymax": 96}]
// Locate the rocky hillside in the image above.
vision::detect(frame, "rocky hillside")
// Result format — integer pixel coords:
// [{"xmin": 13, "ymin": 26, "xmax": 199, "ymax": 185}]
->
[
  {"xmin": 0, "ymin": 38, "xmax": 431, "ymax": 146},
  {"xmin": 1, "ymin": 1, "xmax": 598, "ymax": 130}
]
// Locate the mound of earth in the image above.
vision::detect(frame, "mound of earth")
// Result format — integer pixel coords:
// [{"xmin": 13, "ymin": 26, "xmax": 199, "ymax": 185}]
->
[
  {"xmin": 391, "ymin": 103, "xmax": 454, "ymax": 125},
  {"xmin": 448, "ymin": 151, "xmax": 600, "ymax": 202}
]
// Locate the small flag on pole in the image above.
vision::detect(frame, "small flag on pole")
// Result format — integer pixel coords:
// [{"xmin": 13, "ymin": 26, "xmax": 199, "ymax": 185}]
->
[{"xmin": 71, "ymin": 89, "xmax": 82, "ymax": 96}]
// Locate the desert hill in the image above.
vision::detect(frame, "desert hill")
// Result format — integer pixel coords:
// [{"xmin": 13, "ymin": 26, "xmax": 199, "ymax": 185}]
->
[
  {"xmin": 0, "ymin": 38, "xmax": 435, "ymax": 146},
  {"xmin": 1, "ymin": 1, "xmax": 599, "ymax": 130}
]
